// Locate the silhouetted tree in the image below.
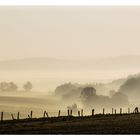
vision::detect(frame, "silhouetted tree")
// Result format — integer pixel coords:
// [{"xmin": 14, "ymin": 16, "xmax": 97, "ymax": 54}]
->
[
  {"xmin": 23, "ymin": 81, "xmax": 32, "ymax": 92},
  {"xmin": 81, "ymin": 87, "xmax": 96, "ymax": 101}
]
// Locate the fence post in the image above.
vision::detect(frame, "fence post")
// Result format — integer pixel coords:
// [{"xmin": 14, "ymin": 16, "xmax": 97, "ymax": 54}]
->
[
  {"xmin": 43, "ymin": 111, "xmax": 46, "ymax": 118},
  {"xmin": 81, "ymin": 109, "xmax": 83, "ymax": 117},
  {"xmin": 58, "ymin": 110, "xmax": 61, "ymax": 117},
  {"xmin": 103, "ymin": 108, "xmax": 105, "ymax": 115},
  {"xmin": 46, "ymin": 112, "xmax": 49, "ymax": 117},
  {"xmin": 78, "ymin": 111, "xmax": 80, "ymax": 117},
  {"xmin": 112, "ymin": 108, "xmax": 114, "ymax": 115},
  {"xmin": 67, "ymin": 110, "xmax": 70, "ymax": 116},
  {"xmin": 115, "ymin": 109, "xmax": 116, "ymax": 115},
  {"xmin": 92, "ymin": 109, "xmax": 94, "ymax": 116},
  {"xmin": 11, "ymin": 114, "xmax": 15, "ymax": 120},
  {"xmin": 1, "ymin": 112, "xmax": 3, "ymax": 121},
  {"xmin": 17, "ymin": 112, "xmax": 20, "ymax": 120},
  {"xmin": 128, "ymin": 108, "xmax": 130, "ymax": 114},
  {"xmin": 120, "ymin": 108, "xmax": 122, "ymax": 114},
  {"xmin": 43, "ymin": 111, "xmax": 48, "ymax": 118},
  {"xmin": 30, "ymin": 111, "xmax": 33, "ymax": 119}
]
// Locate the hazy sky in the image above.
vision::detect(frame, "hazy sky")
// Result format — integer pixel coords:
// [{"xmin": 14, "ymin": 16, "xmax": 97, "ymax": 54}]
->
[{"xmin": 0, "ymin": 6, "xmax": 140, "ymax": 60}]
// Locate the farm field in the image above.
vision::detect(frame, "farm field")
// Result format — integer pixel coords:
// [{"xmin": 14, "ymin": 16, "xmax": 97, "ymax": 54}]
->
[{"xmin": 0, "ymin": 113, "xmax": 140, "ymax": 134}]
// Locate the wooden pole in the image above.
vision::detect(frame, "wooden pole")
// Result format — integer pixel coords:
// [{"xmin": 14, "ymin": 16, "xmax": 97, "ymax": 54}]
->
[
  {"xmin": 68, "ymin": 110, "xmax": 70, "ymax": 116},
  {"xmin": 46, "ymin": 112, "xmax": 49, "ymax": 117},
  {"xmin": 92, "ymin": 109, "xmax": 94, "ymax": 116},
  {"xmin": 115, "ymin": 109, "xmax": 116, "ymax": 115},
  {"xmin": 112, "ymin": 108, "xmax": 114, "ymax": 114},
  {"xmin": 30, "ymin": 111, "xmax": 33, "ymax": 119},
  {"xmin": 58, "ymin": 110, "xmax": 61, "ymax": 117},
  {"xmin": 103, "ymin": 108, "xmax": 105, "ymax": 115},
  {"xmin": 81, "ymin": 109, "xmax": 83, "ymax": 117},
  {"xmin": 11, "ymin": 114, "xmax": 15, "ymax": 120},
  {"xmin": 43, "ymin": 111, "xmax": 46, "ymax": 118},
  {"xmin": 17, "ymin": 112, "xmax": 20, "ymax": 120},
  {"xmin": 120, "ymin": 108, "xmax": 122, "ymax": 114},
  {"xmin": 1, "ymin": 112, "xmax": 3, "ymax": 121},
  {"xmin": 78, "ymin": 111, "xmax": 80, "ymax": 117}
]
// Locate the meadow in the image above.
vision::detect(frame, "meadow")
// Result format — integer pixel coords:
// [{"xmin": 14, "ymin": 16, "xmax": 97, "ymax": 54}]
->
[{"xmin": 0, "ymin": 113, "xmax": 140, "ymax": 134}]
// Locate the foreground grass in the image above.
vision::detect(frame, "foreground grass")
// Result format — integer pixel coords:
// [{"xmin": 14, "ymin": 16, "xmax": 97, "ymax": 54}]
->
[{"xmin": 0, "ymin": 113, "xmax": 140, "ymax": 134}]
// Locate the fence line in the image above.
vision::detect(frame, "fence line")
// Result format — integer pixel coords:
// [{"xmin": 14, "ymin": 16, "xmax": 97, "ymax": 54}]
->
[{"xmin": 0, "ymin": 107, "xmax": 139, "ymax": 122}]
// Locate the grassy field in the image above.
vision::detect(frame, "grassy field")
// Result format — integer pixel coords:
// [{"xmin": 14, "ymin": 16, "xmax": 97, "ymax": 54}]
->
[{"xmin": 0, "ymin": 113, "xmax": 140, "ymax": 134}]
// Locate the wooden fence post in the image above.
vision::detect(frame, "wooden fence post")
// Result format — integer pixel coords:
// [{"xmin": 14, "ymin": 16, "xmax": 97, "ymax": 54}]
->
[
  {"xmin": 11, "ymin": 114, "xmax": 15, "ymax": 120},
  {"xmin": 115, "ymin": 109, "xmax": 116, "ymax": 115},
  {"xmin": 43, "ymin": 111, "xmax": 46, "ymax": 118},
  {"xmin": 92, "ymin": 109, "xmax": 94, "ymax": 116},
  {"xmin": 43, "ymin": 111, "xmax": 49, "ymax": 118},
  {"xmin": 1, "ymin": 112, "xmax": 3, "ymax": 121},
  {"xmin": 30, "ymin": 111, "xmax": 33, "ymax": 119},
  {"xmin": 81, "ymin": 109, "xmax": 83, "ymax": 117},
  {"xmin": 17, "ymin": 112, "xmax": 20, "ymax": 120},
  {"xmin": 78, "ymin": 111, "xmax": 80, "ymax": 117},
  {"xmin": 58, "ymin": 110, "xmax": 61, "ymax": 117},
  {"xmin": 46, "ymin": 112, "xmax": 49, "ymax": 117},
  {"xmin": 112, "ymin": 108, "xmax": 114, "ymax": 114},
  {"xmin": 67, "ymin": 110, "xmax": 70, "ymax": 116},
  {"xmin": 120, "ymin": 108, "xmax": 122, "ymax": 114},
  {"xmin": 103, "ymin": 108, "xmax": 105, "ymax": 115}
]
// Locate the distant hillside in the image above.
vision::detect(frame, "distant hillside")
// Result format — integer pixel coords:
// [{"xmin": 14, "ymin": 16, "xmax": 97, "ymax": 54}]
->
[
  {"xmin": 0, "ymin": 55, "xmax": 140, "ymax": 72},
  {"xmin": 119, "ymin": 74, "xmax": 140, "ymax": 101}
]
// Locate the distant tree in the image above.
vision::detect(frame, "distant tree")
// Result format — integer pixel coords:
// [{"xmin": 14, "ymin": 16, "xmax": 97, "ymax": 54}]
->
[
  {"xmin": 23, "ymin": 82, "xmax": 32, "ymax": 92},
  {"xmin": 0, "ymin": 82, "xmax": 18, "ymax": 92},
  {"xmin": 81, "ymin": 87, "xmax": 96, "ymax": 101},
  {"xmin": 55, "ymin": 82, "xmax": 77, "ymax": 96},
  {"xmin": 8, "ymin": 82, "xmax": 18, "ymax": 91},
  {"xmin": 0, "ymin": 82, "xmax": 8, "ymax": 92}
]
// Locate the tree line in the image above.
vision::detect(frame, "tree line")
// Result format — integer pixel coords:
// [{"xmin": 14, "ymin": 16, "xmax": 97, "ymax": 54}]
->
[{"xmin": 0, "ymin": 81, "xmax": 32, "ymax": 92}]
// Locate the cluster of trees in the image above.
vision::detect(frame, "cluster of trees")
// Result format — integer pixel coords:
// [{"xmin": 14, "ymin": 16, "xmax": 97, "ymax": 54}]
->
[
  {"xmin": 0, "ymin": 81, "xmax": 32, "ymax": 92},
  {"xmin": 55, "ymin": 83, "xmax": 129, "ymax": 109},
  {"xmin": 55, "ymin": 74, "xmax": 140, "ymax": 108},
  {"xmin": 81, "ymin": 87, "xmax": 129, "ymax": 109}
]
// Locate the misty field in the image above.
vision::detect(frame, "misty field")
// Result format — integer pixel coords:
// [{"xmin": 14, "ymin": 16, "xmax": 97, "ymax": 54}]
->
[{"xmin": 1, "ymin": 113, "xmax": 140, "ymax": 134}]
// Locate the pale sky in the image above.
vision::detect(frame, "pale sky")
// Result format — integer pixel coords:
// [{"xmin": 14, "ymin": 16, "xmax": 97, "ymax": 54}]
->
[{"xmin": 0, "ymin": 6, "xmax": 140, "ymax": 60}]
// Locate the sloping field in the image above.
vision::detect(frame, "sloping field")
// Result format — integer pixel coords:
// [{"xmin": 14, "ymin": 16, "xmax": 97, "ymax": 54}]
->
[{"xmin": 0, "ymin": 114, "xmax": 140, "ymax": 134}]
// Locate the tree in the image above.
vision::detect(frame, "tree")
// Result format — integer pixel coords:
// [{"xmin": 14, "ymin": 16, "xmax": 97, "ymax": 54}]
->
[
  {"xmin": 23, "ymin": 81, "xmax": 32, "ymax": 92},
  {"xmin": 8, "ymin": 82, "xmax": 18, "ymax": 91},
  {"xmin": 80, "ymin": 87, "xmax": 97, "ymax": 106},
  {"xmin": 81, "ymin": 87, "xmax": 96, "ymax": 101},
  {"xmin": 0, "ymin": 82, "xmax": 18, "ymax": 92}
]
